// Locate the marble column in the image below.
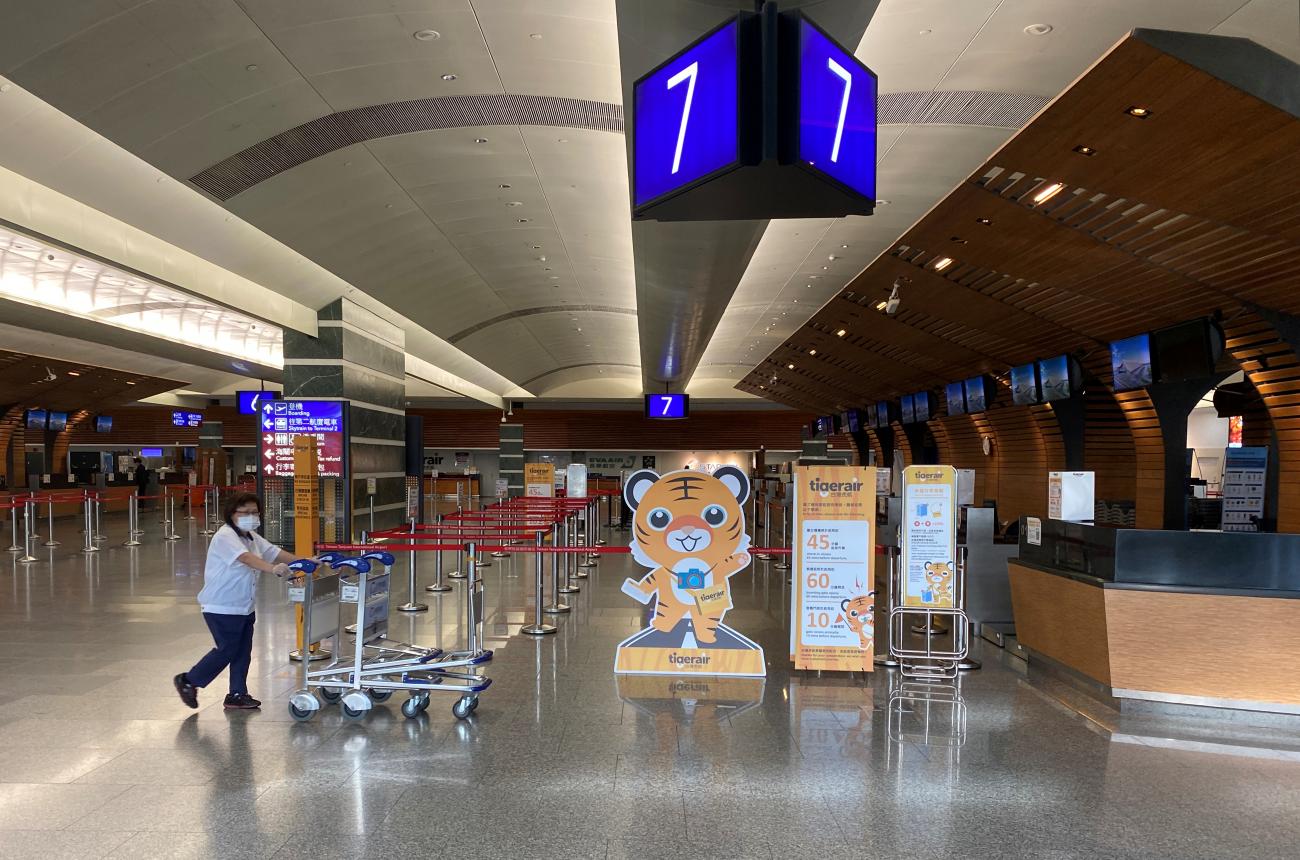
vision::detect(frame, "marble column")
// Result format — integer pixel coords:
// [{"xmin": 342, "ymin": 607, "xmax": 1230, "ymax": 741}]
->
[{"xmin": 500, "ymin": 423, "xmax": 524, "ymax": 498}]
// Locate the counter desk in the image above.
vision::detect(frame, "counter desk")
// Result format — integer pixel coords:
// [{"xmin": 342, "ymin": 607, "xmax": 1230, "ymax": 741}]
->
[{"xmin": 1009, "ymin": 520, "xmax": 1300, "ymax": 715}]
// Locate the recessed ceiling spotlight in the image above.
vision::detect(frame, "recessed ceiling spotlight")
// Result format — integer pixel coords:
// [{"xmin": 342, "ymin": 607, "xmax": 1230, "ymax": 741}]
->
[
  {"xmin": 1023, "ymin": 24, "xmax": 1053, "ymax": 36},
  {"xmin": 1125, "ymin": 105, "xmax": 1152, "ymax": 118},
  {"xmin": 441, "ymin": 73, "xmax": 458, "ymax": 81},
  {"xmin": 976, "ymin": 217, "xmax": 992, "ymax": 225},
  {"xmin": 950, "ymin": 237, "xmax": 968, "ymax": 244},
  {"xmin": 821, "ymin": 265, "xmax": 829, "ymax": 270},
  {"xmin": 530, "ymin": 33, "xmax": 543, "ymax": 40},
  {"xmin": 537, "ymin": 255, "xmax": 547, "ymax": 262},
  {"xmin": 787, "ymin": 363, "xmax": 795, "ymax": 370},
  {"xmin": 474, "ymin": 137, "xmax": 489, "ymax": 144},
  {"xmin": 499, "ymin": 183, "xmax": 511, "ymax": 189},
  {"xmin": 875, "ymin": 300, "xmax": 888, "ymax": 312},
  {"xmin": 808, "ymin": 349, "xmax": 817, "ymax": 356},
  {"xmin": 876, "ymin": 199, "xmax": 890, "ymax": 205},
  {"xmin": 507, "ymin": 200, "xmax": 523, "ymax": 207},
  {"xmin": 933, "ymin": 257, "xmax": 954, "ymax": 271},
  {"xmin": 517, "ymin": 218, "xmax": 529, "ymax": 223},
  {"xmin": 556, "ymin": 138, "xmax": 568, "ymax": 143},
  {"xmin": 840, "ymin": 244, "xmax": 849, "ymax": 249},
  {"xmin": 828, "ymin": 255, "xmax": 839, "ymax": 261},
  {"xmin": 918, "ymin": 28, "xmax": 932, "ymax": 35},
  {"xmin": 1032, "ymin": 181, "xmax": 1065, "ymax": 204},
  {"xmin": 1073, "ymin": 144, "xmax": 1097, "ymax": 156},
  {"xmin": 245, "ymin": 64, "xmax": 259, "ymax": 72},
  {"xmin": 414, "ymin": 29, "xmax": 441, "ymax": 41},
  {"xmin": 835, "ymin": 329, "xmax": 847, "ymax": 337},
  {"xmin": 125, "ymin": 380, "xmax": 136, "ymax": 385},
  {"xmin": 67, "ymin": 370, "xmax": 81, "ymax": 377}
]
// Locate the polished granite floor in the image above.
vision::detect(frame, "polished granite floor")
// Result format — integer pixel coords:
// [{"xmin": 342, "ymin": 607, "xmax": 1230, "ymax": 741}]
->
[{"xmin": 2, "ymin": 510, "xmax": 1300, "ymax": 859}]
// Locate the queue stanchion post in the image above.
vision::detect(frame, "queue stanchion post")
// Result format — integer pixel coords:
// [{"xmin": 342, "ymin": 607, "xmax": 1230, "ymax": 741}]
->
[
  {"xmin": 123, "ymin": 494, "xmax": 142, "ymax": 547},
  {"xmin": 80, "ymin": 496, "xmax": 99, "ymax": 554},
  {"xmin": 93, "ymin": 495, "xmax": 105, "ymax": 543},
  {"xmin": 465, "ymin": 542, "xmax": 480, "ymax": 655},
  {"xmin": 43, "ymin": 496, "xmax": 59, "ymax": 548},
  {"xmin": 774, "ymin": 502, "xmax": 791, "ymax": 571},
  {"xmin": 7, "ymin": 499, "xmax": 23, "ymax": 553},
  {"xmin": 755, "ymin": 499, "xmax": 773, "ymax": 561},
  {"xmin": 425, "ymin": 514, "xmax": 453, "ymax": 593},
  {"xmin": 200, "ymin": 487, "xmax": 216, "ymax": 536},
  {"xmin": 447, "ymin": 508, "xmax": 466, "ymax": 579},
  {"xmin": 580, "ymin": 500, "xmax": 598, "ymax": 567},
  {"xmin": 184, "ymin": 486, "xmax": 195, "ymax": 520},
  {"xmin": 543, "ymin": 523, "xmax": 570, "ymax": 614},
  {"xmin": 18, "ymin": 498, "xmax": 39, "ymax": 563},
  {"xmin": 559, "ymin": 515, "xmax": 580, "ymax": 594},
  {"xmin": 875, "ymin": 546, "xmax": 901, "ymax": 669},
  {"xmin": 521, "ymin": 530, "xmax": 557, "ymax": 635},
  {"xmin": 397, "ymin": 517, "xmax": 428, "ymax": 612},
  {"xmin": 164, "ymin": 493, "xmax": 182, "ymax": 541}
]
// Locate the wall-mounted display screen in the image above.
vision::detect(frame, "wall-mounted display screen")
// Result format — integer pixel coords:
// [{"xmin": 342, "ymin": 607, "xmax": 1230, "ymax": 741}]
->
[
  {"xmin": 796, "ymin": 17, "xmax": 878, "ymax": 201},
  {"xmin": 46, "ymin": 411, "xmax": 68, "ymax": 433},
  {"xmin": 913, "ymin": 392, "xmax": 930, "ymax": 423},
  {"xmin": 94, "ymin": 415, "xmax": 113, "ymax": 433},
  {"xmin": 1010, "ymin": 363, "xmax": 1039, "ymax": 406},
  {"xmin": 899, "ymin": 393, "xmax": 915, "ymax": 424},
  {"xmin": 25, "ymin": 409, "xmax": 46, "ymax": 431},
  {"xmin": 1111, "ymin": 334, "xmax": 1153, "ymax": 391},
  {"xmin": 845, "ymin": 409, "xmax": 860, "ymax": 433},
  {"xmin": 645, "ymin": 393, "xmax": 689, "ymax": 420},
  {"xmin": 876, "ymin": 401, "xmax": 890, "ymax": 427},
  {"xmin": 1038, "ymin": 355, "xmax": 1073, "ymax": 402},
  {"xmin": 1153, "ymin": 319, "xmax": 1223, "ymax": 383},
  {"xmin": 140, "ymin": 447, "xmax": 164, "ymax": 458},
  {"xmin": 237, "ymin": 390, "xmax": 279, "ymax": 415},
  {"xmin": 964, "ymin": 376, "xmax": 987, "ymax": 413},
  {"xmin": 172, "ymin": 411, "xmax": 203, "ymax": 428},
  {"xmin": 945, "ymin": 382, "xmax": 965, "ymax": 416},
  {"xmin": 633, "ymin": 19, "xmax": 740, "ymax": 208}
]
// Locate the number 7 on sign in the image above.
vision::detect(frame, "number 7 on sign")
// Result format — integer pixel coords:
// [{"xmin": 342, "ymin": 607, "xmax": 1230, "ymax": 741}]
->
[
  {"xmin": 826, "ymin": 57, "xmax": 852, "ymax": 163},
  {"xmin": 667, "ymin": 61, "xmax": 698, "ymax": 174}
]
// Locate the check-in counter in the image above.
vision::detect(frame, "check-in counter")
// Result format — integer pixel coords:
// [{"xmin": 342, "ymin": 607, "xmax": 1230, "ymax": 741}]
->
[
  {"xmin": 1009, "ymin": 520, "xmax": 1300, "ymax": 714},
  {"xmin": 426, "ymin": 474, "xmax": 480, "ymax": 500}
]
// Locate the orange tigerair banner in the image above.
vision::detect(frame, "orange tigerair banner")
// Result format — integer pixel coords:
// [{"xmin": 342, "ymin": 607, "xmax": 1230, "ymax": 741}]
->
[{"xmin": 790, "ymin": 465, "xmax": 877, "ymax": 672}]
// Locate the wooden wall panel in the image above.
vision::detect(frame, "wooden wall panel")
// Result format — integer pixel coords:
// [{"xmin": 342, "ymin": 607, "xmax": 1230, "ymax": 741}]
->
[
  {"xmin": 1008, "ymin": 562, "xmax": 1111, "ymax": 685},
  {"xmin": 50, "ymin": 410, "xmax": 91, "ymax": 474},
  {"xmin": 61, "ymin": 405, "xmax": 257, "ymax": 447},
  {"xmin": 930, "ymin": 414, "xmax": 987, "ymax": 505},
  {"xmin": 0, "ymin": 405, "xmax": 21, "ymax": 485},
  {"xmin": 1112, "ymin": 389, "xmax": 1164, "ymax": 529}
]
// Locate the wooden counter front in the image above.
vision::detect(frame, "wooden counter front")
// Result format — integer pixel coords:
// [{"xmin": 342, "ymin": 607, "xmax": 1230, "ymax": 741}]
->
[{"xmin": 1009, "ymin": 561, "xmax": 1300, "ymax": 708}]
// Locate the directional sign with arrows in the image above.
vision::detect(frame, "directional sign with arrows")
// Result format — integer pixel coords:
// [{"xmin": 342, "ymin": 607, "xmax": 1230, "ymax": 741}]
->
[{"xmin": 257, "ymin": 400, "xmax": 345, "ymax": 478}]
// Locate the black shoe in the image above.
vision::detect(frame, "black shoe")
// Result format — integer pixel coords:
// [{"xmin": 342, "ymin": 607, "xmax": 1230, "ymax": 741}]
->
[
  {"xmin": 224, "ymin": 693, "xmax": 261, "ymax": 710},
  {"xmin": 174, "ymin": 674, "xmax": 198, "ymax": 709}
]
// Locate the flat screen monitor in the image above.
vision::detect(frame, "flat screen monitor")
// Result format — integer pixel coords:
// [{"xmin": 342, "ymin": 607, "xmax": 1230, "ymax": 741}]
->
[
  {"xmin": 845, "ymin": 409, "xmax": 860, "ymax": 434},
  {"xmin": 876, "ymin": 401, "xmax": 890, "ymax": 427},
  {"xmin": 913, "ymin": 392, "xmax": 930, "ymax": 423},
  {"xmin": 645, "ymin": 393, "xmax": 688, "ymax": 420},
  {"xmin": 899, "ymin": 393, "xmax": 915, "ymax": 424},
  {"xmin": 1111, "ymin": 334, "xmax": 1153, "ymax": 391},
  {"xmin": 1010, "ymin": 363, "xmax": 1040, "ymax": 406},
  {"xmin": 25, "ymin": 409, "xmax": 46, "ymax": 431},
  {"xmin": 1153, "ymin": 319, "xmax": 1223, "ymax": 383},
  {"xmin": 964, "ymin": 376, "xmax": 987, "ymax": 413},
  {"xmin": 1038, "ymin": 355, "xmax": 1073, "ymax": 402},
  {"xmin": 139, "ymin": 447, "xmax": 163, "ymax": 458},
  {"xmin": 236, "ymin": 390, "xmax": 279, "ymax": 415},
  {"xmin": 46, "ymin": 411, "xmax": 68, "ymax": 433},
  {"xmin": 945, "ymin": 382, "xmax": 965, "ymax": 416},
  {"xmin": 172, "ymin": 410, "xmax": 203, "ymax": 428},
  {"xmin": 633, "ymin": 19, "xmax": 740, "ymax": 209},
  {"xmin": 94, "ymin": 415, "xmax": 113, "ymax": 433}
]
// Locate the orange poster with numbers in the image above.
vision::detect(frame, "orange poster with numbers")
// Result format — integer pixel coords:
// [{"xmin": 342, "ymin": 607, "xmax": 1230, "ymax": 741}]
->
[{"xmin": 790, "ymin": 465, "xmax": 877, "ymax": 672}]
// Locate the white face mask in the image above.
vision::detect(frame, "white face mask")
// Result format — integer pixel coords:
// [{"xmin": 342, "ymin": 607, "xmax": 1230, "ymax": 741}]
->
[{"xmin": 235, "ymin": 514, "xmax": 261, "ymax": 532}]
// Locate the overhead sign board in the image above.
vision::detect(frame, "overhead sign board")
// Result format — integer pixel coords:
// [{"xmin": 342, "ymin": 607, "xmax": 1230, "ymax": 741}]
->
[
  {"xmin": 795, "ymin": 17, "xmax": 877, "ymax": 201},
  {"xmin": 172, "ymin": 410, "xmax": 203, "ymax": 428},
  {"xmin": 645, "ymin": 393, "xmax": 689, "ymax": 420},
  {"xmin": 259, "ymin": 400, "xmax": 345, "ymax": 478}
]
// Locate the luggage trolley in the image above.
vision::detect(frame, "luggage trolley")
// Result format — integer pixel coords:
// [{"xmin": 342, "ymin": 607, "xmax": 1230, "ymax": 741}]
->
[{"xmin": 286, "ymin": 554, "xmax": 490, "ymax": 722}]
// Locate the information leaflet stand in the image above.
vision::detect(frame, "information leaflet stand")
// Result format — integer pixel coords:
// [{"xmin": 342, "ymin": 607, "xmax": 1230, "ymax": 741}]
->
[
  {"xmin": 892, "ymin": 465, "xmax": 969, "ymax": 679},
  {"xmin": 790, "ymin": 465, "xmax": 877, "ymax": 672},
  {"xmin": 524, "ymin": 463, "xmax": 555, "ymax": 498}
]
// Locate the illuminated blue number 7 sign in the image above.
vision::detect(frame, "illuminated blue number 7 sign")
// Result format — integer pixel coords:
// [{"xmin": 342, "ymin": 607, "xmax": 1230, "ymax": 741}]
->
[{"xmin": 668, "ymin": 61, "xmax": 698, "ymax": 175}]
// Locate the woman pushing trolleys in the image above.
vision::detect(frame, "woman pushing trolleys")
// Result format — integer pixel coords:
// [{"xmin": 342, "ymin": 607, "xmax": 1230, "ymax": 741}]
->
[{"xmin": 174, "ymin": 491, "xmax": 313, "ymax": 711}]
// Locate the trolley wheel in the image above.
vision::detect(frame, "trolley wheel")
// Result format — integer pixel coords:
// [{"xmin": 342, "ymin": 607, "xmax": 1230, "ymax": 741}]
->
[
  {"xmin": 367, "ymin": 689, "xmax": 393, "ymax": 703},
  {"xmin": 288, "ymin": 703, "xmax": 315, "ymax": 722},
  {"xmin": 320, "ymin": 687, "xmax": 342, "ymax": 704},
  {"xmin": 452, "ymin": 695, "xmax": 476, "ymax": 720},
  {"xmin": 416, "ymin": 693, "xmax": 430, "ymax": 713},
  {"xmin": 401, "ymin": 697, "xmax": 423, "ymax": 719},
  {"xmin": 341, "ymin": 701, "xmax": 368, "ymax": 721},
  {"xmin": 467, "ymin": 696, "xmax": 479, "ymax": 714}
]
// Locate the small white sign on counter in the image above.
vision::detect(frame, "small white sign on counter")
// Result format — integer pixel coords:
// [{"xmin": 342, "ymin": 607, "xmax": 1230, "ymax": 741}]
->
[{"xmin": 1026, "ymin": 517, "xmax": 1042, "ymax": 546}]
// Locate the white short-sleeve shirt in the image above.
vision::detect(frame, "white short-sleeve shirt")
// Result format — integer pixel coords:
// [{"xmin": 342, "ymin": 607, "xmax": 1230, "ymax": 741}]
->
[{"xmin": 197, "ymin": 524, "xmax": 282, "ymax": 615}]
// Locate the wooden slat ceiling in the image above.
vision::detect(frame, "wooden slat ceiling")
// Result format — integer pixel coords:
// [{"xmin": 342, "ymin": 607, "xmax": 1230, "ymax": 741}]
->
[
  {"xmin": 741, "ymin": 32, "xmax": 1300, "ymax": 412},
  {"xmin": 0, "ymin": 350, "xmax": 182, "ymax": 413}
]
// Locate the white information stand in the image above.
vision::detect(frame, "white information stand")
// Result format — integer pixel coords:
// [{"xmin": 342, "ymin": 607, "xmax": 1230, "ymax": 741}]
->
[{"xmin": 1048, "ymin": 471, "xmax": 1095, "ymax": 521}]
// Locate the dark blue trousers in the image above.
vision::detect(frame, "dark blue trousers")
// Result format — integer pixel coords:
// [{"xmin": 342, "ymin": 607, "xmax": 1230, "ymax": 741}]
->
[{"xmin": 187, "ymin": 612, "xmax": 256, "ymax": 695}]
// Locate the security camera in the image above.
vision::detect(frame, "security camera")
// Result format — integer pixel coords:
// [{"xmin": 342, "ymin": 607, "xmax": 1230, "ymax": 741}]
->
[
  {"xmin": 885, "ymin": 279, "xmax": 904, "ymax": 316},
  {"xmin": 42, "ymin": 366, "xmax": 57, "ymax": 382}
]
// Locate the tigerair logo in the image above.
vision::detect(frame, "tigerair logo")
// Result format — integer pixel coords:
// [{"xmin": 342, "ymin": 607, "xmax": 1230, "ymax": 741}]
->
[
  {"xmin": 668, "ymin": 680, "xmax": 712, "ymax": 693},
  {"xmin": 914, "ymin": 470, "xmax": 945, "ymax": 481},
  {"xmin": 810, "ymin": 478, "xmax": 862, "ymax": 497},
  {"xmin": 668, "ymin": 652, "xmax": 711, "ymax": 666}
]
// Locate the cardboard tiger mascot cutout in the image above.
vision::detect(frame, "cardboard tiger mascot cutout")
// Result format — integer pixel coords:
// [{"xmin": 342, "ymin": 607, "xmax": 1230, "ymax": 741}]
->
[
  {"xmin": 838, "ymin": 592, "xmax": 876, "ymax": 652},
  {"xmin": 614, "ymin": 467, "xmax": 766, "ymax": 677},
  {"xmin": 923, "ymin": 561, "xmax": 955, "ymax": 606}
]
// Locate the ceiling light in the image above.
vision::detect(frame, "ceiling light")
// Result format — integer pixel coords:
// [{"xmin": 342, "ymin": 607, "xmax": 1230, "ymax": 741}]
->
[
  {"xmin": 125, "ymin": 380, "xmax": 136, "ymax": 385},
  {"xmin": 1032, "ymin": 182, "xmax": 1064, "ymax": 204},
  {"xmin": 876, "ymin": 199, "xmax": 890, "ymax": 205},
  {"xmin": 499, "ymin": 183, "xmax": 511, "ymax": 189},
  {"xmin": 949, "ymin": 237, "xmax": 968, "ymax": 244},
  {"xmin": 530, "ymin": 33, "xmax": 543, "ymax": 40},
  {"xmin": 875, "ymin": 300, "xmax": 888, "ymax": 312},
  {"xmin": 414, "ymin": 29, "xmax": 441, "ymax": 41},
  {"xmin": 556, "ymin": 138, "xmax": 568, "ymax": 143},
  {"xmin": 933, "ymin": 257, "xmax": 954, "ymax": 271},
  {"xmin": 976, "ymin": 217, "xmax": 992, "ymax": 225},
  {"xmin": 1023, "ymin": 24, "xmax": 1053, "ymax": 36},
  {"xmin": 441, "ymin": 73, "xmax": 457, "ymax": 81},
  {"xmin": 808, "ymin": 349, "xmax": 817, "ymax": 356},
  {"xmin": 1073, "ymin": 145, "xmax": 1097, "ymax": 156},
  {"xmin": 245, "ymin": 64, "xmax": 259, "ymax": 72},
  {"xmin": 517, "ymin": 218, "xmax": 529, "ymax": 223},
  {"xmin": 828, "ymin": 255, "xmax": 839, "ymax": 261},
  {"xmin": 918, "ymin": 29, "xmax": 931, "ymax": 35},
  {"xmin": 1125, "ymin": 106, "xmax": 1152, "ymax": 118},
  {"xmin": 840, "ymin": 244, "xmax": 849, "ymax": 249},
  {"xmin": 787, "ymin": 363, "xmax": 795, "ymax": 370},
  {"xmin": 67, "ymin": 370, "xmax": 80, "ymax": 377},
  {"xmin": 821, "ymin": 266, "xmax": 829, "ymax": 270},
  {"xmin": 507, "ymin": 201, "xmax": 523, "ymax": 207},
  {"xmin": 836, "ymin": 329, "xmax": 846, "ymax": 337}
]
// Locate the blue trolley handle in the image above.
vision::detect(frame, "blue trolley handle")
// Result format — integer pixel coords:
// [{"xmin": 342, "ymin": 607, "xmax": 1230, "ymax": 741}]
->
[
  {"xmin": 331, "ymin": 557, "xmax": 372, "ymax": 573},
  {"xmin": 288, "ymin": 559, "xmax": 320, "ymax": 574},
  {"xmin": 360, "ymin": 551, "xmax": 395, "ymax": 567},
  {"xmin": 316, "ymin": 551, "xmax": 346, "ymax": 565}
]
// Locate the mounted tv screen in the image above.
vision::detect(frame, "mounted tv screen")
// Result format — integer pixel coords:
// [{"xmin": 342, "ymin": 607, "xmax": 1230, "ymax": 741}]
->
[
  {"xmin": 46, "ymin": 412, "xmax": 68, "ymax": 433},
  {"xmin": 236, "ymin": 390, "xmax": 279, "ymax": 415},
  {"xmin": 25, "ymin": 409, "xmax": 46, "ymax": 431},
  {"xmin": 876, "ymin": 401, "xmax": 890, "ymax": 427},
  {"xmin": 1010, "ymin": 363, "xmax": 1039, "ymax": 406},
  {"xmin": 139, "ymin": 447, "xmax": 164, "ymax": 458},
  {"xmin": 963, "ymin": 376, "xmax": 987, "ymax": 413},
  {"xmin": 1111, "ymin": 334, "xmax": 1153, "ymax": 391},
  {"xmin": 95, "ymin": 415, "xmax": 113, "ymax": 433},
  {"xmin": 899, "ymin": 393, "xmax": 915, "ymax": 424},
  {"xmin": 1038, "ymin": 355, "xmax": 1074, "ymax": 402},
  {"xmin": 1153, "ymin": 319, "xmax": 1224, "ymax": 383},
  {"xmin": 845, "ymin": 409, "xmax": 861, "ymax": 434},
  {"xmin": 913, "ymin": 392, "xmax": 930, "ymax": 423},
  {"xmin": 945, "ymin": 382, "xmax": 965, "ymax": 416}
]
